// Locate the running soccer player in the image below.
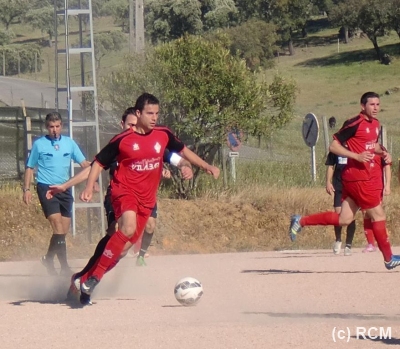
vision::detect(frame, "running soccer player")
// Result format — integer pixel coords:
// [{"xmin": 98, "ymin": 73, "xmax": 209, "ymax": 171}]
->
[
  {"xmin": 78, "ymin": 93, "xmax": 220, "ymax": 305},
  {"xmin": 289, "ymin": 92, "xmax": 400, "ymax": 270}
]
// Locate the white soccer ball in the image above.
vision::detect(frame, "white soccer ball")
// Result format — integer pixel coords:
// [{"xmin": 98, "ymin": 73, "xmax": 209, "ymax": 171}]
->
[{"xmin": 174, "ymin": 277, "xmax": 203, "ymax": 306}]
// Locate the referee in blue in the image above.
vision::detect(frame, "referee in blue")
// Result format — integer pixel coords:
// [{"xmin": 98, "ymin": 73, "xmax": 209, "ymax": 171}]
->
[{"xmin": 23, "ymin": 112, "xmax": 90, "ymax": 276}]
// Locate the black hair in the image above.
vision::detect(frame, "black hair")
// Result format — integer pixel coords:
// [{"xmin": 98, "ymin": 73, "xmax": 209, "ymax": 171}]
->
[
  {"xmin": 360, "ymin": 92, "xmax": 380, "ymax": 105},
  {"xmin": 121, "ymin": 107, "xmax": 136, "ymax": 122},
  {"xmin": 133, "ymin": 93, "xmax": 159, "ymax": 112},
  {"xmin": 45, "ymin": 112, "xmax": 62, "ymax": 127}
]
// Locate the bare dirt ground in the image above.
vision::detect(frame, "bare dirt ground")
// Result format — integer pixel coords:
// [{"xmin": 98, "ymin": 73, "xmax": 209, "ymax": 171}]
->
[{"xmin": 1, "ymin": 249, "xmax": 400, "ymax": 349}]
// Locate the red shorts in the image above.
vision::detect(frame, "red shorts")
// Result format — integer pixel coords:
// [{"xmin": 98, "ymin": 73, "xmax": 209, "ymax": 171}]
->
[
  {"xmin": 112, "ymin": 193, "xmax": 153, "ymax": 244},
  {"xmin": 342, "ymin": 181, "xmax": 382, "ymax": 210}
]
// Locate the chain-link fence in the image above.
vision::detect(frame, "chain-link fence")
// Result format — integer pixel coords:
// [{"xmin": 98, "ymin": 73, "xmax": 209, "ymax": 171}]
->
[{"xmin": 1, "ymin": 106, "xmax": 398, "ymax": 189}]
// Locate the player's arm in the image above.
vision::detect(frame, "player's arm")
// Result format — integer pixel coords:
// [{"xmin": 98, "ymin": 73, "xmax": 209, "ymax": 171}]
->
[
  {"xmin": 79, "ymin": 160, "xmax": 91, "ymax": 168},
  {"xmin": 47, "ymin": 166, "xmax": 92, "ymax": 198},
  {"xmin": 23, "ymin": 167, "xmax": 34, "ymax": 205},
  {"xmin": 180, "ymin": 147, "xmax": 219, "ymax": 179},
  {"xmin": 325, "ymin": 165, "xmax": 334, "ymax": 195},
  {"xmin": 163, "ymin": 128, "xmax": 219, "ymax": 179},
  {"xmin": 375, "ymin": 144, "xmax": 391, "ymax": 164},
  {"xmin": 23, "ymin": 142, "xmax": 39, "ymax": 205},
  {"xmin": 80, "ymin": 136, "xmax": 122, "ymax": 202},
  {"xmin": 80, "ymin": 161, "xmax": 103, "ymax": 202},
  {"xmin": 329, "ymin": 140, "xmax": 373, "ymax": 163},
  {"xmin": 384, "ymin": 162, "xmax": 391, "ymax": 196},
  {"xmin": 163, "ymin": 150, "xmax": 193, "ymax": 180}
]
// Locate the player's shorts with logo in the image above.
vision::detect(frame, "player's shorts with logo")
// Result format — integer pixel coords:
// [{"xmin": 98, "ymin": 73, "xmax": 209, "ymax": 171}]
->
[{"xmin": 342, "ymin": 180, "xmax": 381, "ymax": 210}]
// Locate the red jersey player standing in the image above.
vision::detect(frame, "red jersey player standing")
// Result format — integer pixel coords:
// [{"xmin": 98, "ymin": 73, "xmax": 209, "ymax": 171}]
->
[
  {"xmin": 289, "ymin": 91, "xmax": 400, "ymax": 270},
  {"xmin": 78, "ymin": 93, "xmax": 220, "ymax": 305}
]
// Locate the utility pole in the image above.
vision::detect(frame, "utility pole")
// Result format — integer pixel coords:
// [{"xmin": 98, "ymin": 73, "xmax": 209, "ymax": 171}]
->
[
  {"xmin": 129, "ymin": 0, "xmax": 134, "ymax": 53},
  {"xmin": 135, "ymin": 0, "xmax": 144, "ymax": 53}
]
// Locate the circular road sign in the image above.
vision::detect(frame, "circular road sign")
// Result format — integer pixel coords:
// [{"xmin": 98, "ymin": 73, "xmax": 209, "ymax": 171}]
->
[{"xmin": 302, "ymin": 113, "xmax": 319, "ymax": 147}]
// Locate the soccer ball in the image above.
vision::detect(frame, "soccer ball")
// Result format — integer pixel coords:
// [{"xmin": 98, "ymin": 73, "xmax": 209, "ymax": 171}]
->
[{"xmin": 174, "ymin": 277, "xmax": 203, "ymax": 306}]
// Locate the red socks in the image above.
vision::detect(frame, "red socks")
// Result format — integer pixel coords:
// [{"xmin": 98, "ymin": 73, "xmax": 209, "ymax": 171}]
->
[
  {"xmin": 371, "ymin": 221, "xmax": 392, "ymax": 262},
  {"xmin": 90, "ymin": 230, "xmax": 129, "ymax": 281},
  {"xmin": 300, "ymin": 212, "xmax": 340, "ymax": 227},
  {"xmin": 363, "ymin": 218, "xmax": 375, "ymax": 245}
]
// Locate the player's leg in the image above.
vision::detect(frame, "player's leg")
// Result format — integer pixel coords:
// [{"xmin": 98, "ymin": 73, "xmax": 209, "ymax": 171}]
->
[
  {"xmin": 36, "ymin": 183, "xmax": 64, "ymax": 275},
  {"xmin": 332, "ymin": 190, "xmax": 343, "ymax": 254},
  {"xmin": 364, "ymin": 204, "xmax": 400, "ymax": 269},
  {"xmin": 136, "ymin": 204, "xmax": 158, "ymax": 266},
  {"xmin": 362, "ymin": 210, "xmax": 376, "ymax": 253},
  {"xmin": 80, "ymin": 210, "xmax": 137, "ymax": 300},
  {"xmin": 289, "ymin": 193, "xmax": 358, "ymax": 242},
  {"xmin": 344, "ymin": 220, "xmax": 356, "ymax": 256}
]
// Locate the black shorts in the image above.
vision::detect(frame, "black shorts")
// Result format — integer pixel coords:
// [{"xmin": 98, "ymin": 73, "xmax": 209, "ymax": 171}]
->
[
  {"xmin": 104, "ymin": 192, "xmax": 157, "ymax": 228},
  {"xmin": 333, "ymin": 189, "xmax": 343, "ymax": 208},
  {"xmin": 37, "ymin": 183, "xmax": 73, "ymax": 218}
]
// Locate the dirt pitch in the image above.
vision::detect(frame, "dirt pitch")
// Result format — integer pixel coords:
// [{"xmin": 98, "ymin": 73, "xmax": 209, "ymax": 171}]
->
[{"xmin": 0, "ymin": 248, "xmax": 399, "ymax": 349}]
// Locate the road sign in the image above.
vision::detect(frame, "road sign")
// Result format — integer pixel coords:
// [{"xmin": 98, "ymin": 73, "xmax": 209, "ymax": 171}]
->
[{"xmin": 302, "ymin": 113, "xmax": 319, "ymax": 147}]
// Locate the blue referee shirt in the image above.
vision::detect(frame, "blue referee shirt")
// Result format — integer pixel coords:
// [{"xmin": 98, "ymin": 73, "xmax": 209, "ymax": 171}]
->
[{"xmin": 26, "ymin": 135, "xmax": 86, "ymax": 185}]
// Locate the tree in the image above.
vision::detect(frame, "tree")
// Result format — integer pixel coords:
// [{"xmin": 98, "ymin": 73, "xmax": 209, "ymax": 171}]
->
[
  {"xmin": 271, "ymin": 0, "xmax": 313, "ymax": 55},
  {"xmin": 85, "ymin": 31, "xmax": 126, "ymax": 69},
  {"xmin": 101, "ymin": 0, "xmax": 130, "ymax": 31},
  {"xmin": 0, "ymin": 44, "xmax": 42, "ymax": 75},
  {"xmin": 23, "ymin": 7, "xmax": 56, "ymax": 47},
  {"xmin": 330, "ymin": 0, "xmax": 391, "ymax": 61},
  {"xmin": 387, "ymin": 0, "xmax": 400, "ymax": 39},
  {"xmin": 207, "ymin": 19, "xmax": 278, "ymax": 70},
  {"xmin": 145, "ymin": 0, "xmax": 203, "ymax": 43},
  {"xmin": 0, "ymin": 0, "xmax": 29, "ymax": 29},
  {"xmin": 201, "ymin": 0, "xmax": 239, "ymax": 30}
]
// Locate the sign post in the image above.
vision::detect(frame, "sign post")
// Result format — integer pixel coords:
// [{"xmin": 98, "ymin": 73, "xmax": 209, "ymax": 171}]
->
[{"xmin": 302, "ymin": 113, "xmax": 320, "ymax": 182}]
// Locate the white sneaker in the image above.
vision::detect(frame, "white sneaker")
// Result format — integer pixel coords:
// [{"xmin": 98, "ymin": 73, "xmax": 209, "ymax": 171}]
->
[
  {"xmin": 344, "ymin": 246, "xmax": 352, "ymax": 256},
  {"xmin": 333, "ymin": 241, "xmax": 342, "ymax": 255}
]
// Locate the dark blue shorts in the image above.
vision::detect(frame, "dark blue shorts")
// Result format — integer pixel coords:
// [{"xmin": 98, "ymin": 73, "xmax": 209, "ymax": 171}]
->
[{"xmin": 37, "ymin": 183, "xmax": 73, "ymax": 218}]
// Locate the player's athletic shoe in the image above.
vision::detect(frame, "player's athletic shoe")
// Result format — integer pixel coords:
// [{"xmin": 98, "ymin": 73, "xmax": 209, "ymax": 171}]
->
[
  {"xmin": 362, "ymin": 244, "xmax": 376, "ymax": 253},
  {"xmin": 333, "ymin": 241, "xmax": 342, "ymax": 255},
  {"xmin": 136, "ymin": 256, "xmax": 147, "ymax": 267},
  {"xmin": 66, "ymin": 274, "xmax": 81, "ymax": 301},
  {"xmin": 81, "ymin": 276, "xmax": 99, "ymax": 295},
  {"xmin": 41, "ymin": 255, "xmax": 57, "ymax": 276},
  {"xmin": 384, "ymin": 255, "xmax": 400, "ymax": 270},
  {"xmin": 80, "ymin": 292, "xmax": 92, "ymax": 306},
  {"xmin": 344, "ymin": 246, "xmax": 352, "ymax": 256},
  {"xmin": 289, "ymin": 215, "xmax": 302, "ymax": 241}
]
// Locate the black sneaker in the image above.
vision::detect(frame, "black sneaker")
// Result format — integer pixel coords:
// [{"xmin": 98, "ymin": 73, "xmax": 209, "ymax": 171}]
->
[
  {"xmin": 81, "ymin": 276, "xmax": 99, "ymax": 296},
  {"xmin": 41, "ymin": 255, "xmax": 57, "ymax": 276},
  {"xmin": 80, "ymin": 292, "xmax": 92, "ymax": 306}
]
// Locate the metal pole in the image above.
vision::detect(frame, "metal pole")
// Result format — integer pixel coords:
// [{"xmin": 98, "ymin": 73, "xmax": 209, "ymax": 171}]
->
[
  {"xmin": 54, "ymin": 0, "xmax": 59, "ymax": 110},
  {"xmin": 129, "ymin": 0, "xmax": 134, "ymax": 52},
  {"xmin": 322, "ymin": 116, "xmax": 330, "ymax": 155},
  {"xmin": 135, "ymin": 0, "xmax": 144, "ymax": 53},
  {"xmin": 311, "ymin": 146, "xmax": 316, "ymax": 182}
]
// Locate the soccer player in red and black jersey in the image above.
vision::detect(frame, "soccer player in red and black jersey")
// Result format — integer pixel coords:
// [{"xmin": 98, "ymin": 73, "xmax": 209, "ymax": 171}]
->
[
  {"xmin": 289, "ymin": 92, "xmax": 400, "ymax": 270},
  {"xmin": 78, "ymin": 93, "xmax": 220, "ymax": 304}
]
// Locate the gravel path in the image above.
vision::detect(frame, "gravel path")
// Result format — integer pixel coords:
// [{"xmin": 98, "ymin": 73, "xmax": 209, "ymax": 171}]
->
[{"xmin": 0, "ymin": 249, "xmax": 399, "ymax": 349}]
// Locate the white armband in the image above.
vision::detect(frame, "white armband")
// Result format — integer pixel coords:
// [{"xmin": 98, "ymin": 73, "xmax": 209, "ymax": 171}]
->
[{"xmin": 169, "ymin": 153, "xmax": 182, "ymax": 167}]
